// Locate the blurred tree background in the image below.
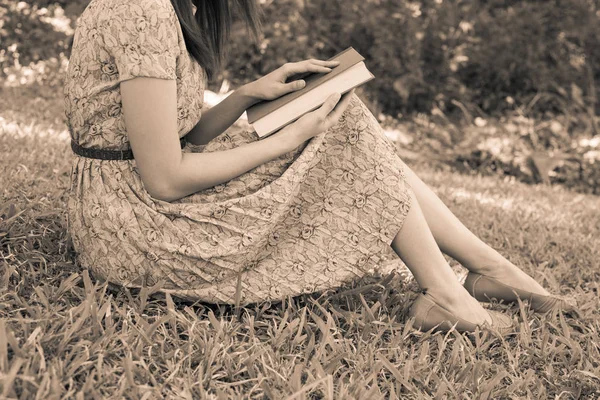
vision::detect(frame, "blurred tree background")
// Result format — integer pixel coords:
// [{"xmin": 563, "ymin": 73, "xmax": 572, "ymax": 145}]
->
[{"xmin": 1, "ymin": 0, "xmax": 599, "ymax": 193}]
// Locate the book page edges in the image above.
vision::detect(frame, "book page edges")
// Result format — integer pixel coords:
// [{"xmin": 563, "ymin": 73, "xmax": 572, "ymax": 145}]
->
[
  {"xmin": 253, "ymin": 62, "xmax": 374, "ymax": 138},
  {"xmin": 247, "ymin": 47, "xmax": 365, "ymax": 123}
]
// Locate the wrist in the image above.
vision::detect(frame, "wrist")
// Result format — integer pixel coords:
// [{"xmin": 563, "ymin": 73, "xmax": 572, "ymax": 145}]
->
[
  {"xmin": 270, "ymin": 125, "xmax": 302, "ymax": 153},
  {"xmin": 236, "ymin": 83, "xmax": 261, "ymax": 108}
]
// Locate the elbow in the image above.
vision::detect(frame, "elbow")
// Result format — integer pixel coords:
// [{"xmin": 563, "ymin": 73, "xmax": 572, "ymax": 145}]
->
[{"xmin": 145, "ymin": 181, "xmax": 182, "ymax": 203}]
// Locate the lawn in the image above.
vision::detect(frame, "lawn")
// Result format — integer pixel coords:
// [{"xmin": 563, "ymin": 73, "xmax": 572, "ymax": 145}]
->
[{"xmin": 1, "ymin": 85, "xmax": 599, "ymax": 399}]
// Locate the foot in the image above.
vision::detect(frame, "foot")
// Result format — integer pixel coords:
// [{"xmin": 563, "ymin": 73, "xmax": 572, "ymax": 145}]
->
[
  {"xmin": 467, "ymin": 253, "xmax": 550, "ymax": 297},
  {"xmin": 425, "ymin": 285, "xmax": 493, "ymax": 326}
]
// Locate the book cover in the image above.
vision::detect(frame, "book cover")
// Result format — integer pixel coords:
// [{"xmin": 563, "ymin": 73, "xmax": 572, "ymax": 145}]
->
[{"xmin": 247, "ymin": 47, "xmax": 368, "ymax": 124}]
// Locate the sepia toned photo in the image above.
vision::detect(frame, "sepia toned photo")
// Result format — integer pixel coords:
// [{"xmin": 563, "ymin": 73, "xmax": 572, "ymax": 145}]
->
[{"xmin": 1, "ymin": 0, "xmax": 599, "ymax": 398}]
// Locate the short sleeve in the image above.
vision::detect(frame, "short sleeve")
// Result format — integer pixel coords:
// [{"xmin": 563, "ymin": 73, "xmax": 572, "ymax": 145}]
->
[{"xmin": 100, "ymin": 0, "xmax": 180, "ymax": 82}]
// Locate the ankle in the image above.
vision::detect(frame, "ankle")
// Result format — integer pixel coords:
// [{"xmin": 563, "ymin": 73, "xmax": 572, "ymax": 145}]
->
[
  {"xmin": 423, "ymin": 285, "xmax": 464, "ymax": 308},
  {"xmin": 464, "ymin": 249, "xmax": 510, "ymax": 274}
]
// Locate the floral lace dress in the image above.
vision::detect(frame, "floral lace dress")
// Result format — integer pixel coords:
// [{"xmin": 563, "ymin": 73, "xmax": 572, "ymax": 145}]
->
[{"xmin": 65, "ymin": 0, "xmax": 413, "ymax": 305}]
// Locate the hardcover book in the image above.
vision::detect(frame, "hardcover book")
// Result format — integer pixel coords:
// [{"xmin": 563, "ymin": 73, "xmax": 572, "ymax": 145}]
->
[{"xmin": 246, "ymin": 47, "xmax": 375, "ymax": 138}]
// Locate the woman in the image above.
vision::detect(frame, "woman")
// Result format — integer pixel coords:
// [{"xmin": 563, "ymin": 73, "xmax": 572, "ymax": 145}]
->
[{"xmin": 65, "ymin": 0, "xmax": 575, "ymax": 334}]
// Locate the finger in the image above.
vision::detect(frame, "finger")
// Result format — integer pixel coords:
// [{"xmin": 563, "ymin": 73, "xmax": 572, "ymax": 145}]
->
[
  {"xmin": 284, "ymin": 61, "xmax": 333, "ymax": 77},
  {"xmin": 282, "ymin": 79, "xmax": 307, "ymax": 93},
  {"xmin": 308, "ymin": 59, "xmax": 341, "ymax": 68},
  {"xmin": 316, "ymin": 92, "xmax": 342, "ymax": 118},
  {"xmin": 324, "ymin": 89, "xmax": 354, "ymax": 126},
  {"xmin": 282, "ymin": 62, "xmax": 310, "ymax": 77},
  {"xmin": 305, "ymin": 63, "xmax": 335, "ymax": 74}
]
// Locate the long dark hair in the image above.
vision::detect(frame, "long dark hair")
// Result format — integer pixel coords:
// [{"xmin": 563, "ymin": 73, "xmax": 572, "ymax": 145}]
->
[{"xmin": 170, "ymin": 0, "xmax": 262, "ymax": 79}]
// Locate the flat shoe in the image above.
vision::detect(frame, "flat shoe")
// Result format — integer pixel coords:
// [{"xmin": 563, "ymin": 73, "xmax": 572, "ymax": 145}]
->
[
  {"xmin": 464, "ymin": 271, "xmax": 577, "ymax": 314},
  {"xmin": 408, "ymin": 292, "xmax": 514, "ymax": 335}
]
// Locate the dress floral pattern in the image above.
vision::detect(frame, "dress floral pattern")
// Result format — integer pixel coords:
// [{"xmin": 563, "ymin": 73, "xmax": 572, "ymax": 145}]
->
[{"xmin": 65, "ymin": 0, "xmax": 414, "ymax": 305}]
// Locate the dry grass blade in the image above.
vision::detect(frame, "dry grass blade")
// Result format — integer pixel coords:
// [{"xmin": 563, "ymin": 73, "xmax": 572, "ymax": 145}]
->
[
  {"xmin": 284, "ymin": 375, "xmax": 333, "ymax": 400},
  {"xmin": 1, "ymin": 357, "xmax": 25, "ymax": 398},
  {"xmin": 377, "ymin": 354, "xmax": 417, "ymax": 394},
  {"xmin": 0, "ymin": 320, "xmax": 8, "ymax": 372},
  {"xmin": 0, "ymin": 86, "xmax": 599, "ymax": 398}
]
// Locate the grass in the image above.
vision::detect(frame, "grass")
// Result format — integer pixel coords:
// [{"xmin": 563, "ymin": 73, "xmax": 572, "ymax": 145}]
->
[{"xmin": 1, "ymin": 84, "xmax": 600, "ymax": 399}]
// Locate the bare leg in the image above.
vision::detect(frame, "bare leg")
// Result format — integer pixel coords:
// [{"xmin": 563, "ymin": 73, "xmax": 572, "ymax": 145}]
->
[
  {"xmin": 391, "ymin": 189, "xmax": 492, "ymax": 325},
  {"xmin": 401, "ymin": 161, "xmax": 549, "ymax": 296}
]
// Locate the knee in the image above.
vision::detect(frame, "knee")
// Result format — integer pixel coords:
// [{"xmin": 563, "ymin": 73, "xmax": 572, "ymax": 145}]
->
[
  {"xmin": 337, "ymin": 93, "xmax": 369, "ymax": 125},
  {"xmin": 347, "ymin": 92, "xmax": 366, "ymax": 111}
]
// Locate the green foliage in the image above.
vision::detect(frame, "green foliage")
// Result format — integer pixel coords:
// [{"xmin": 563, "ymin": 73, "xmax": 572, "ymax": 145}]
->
[
  {"xmin": 459, "ymin": 0, "xmax": 600, "ymax": 114},
  {"xmin": 222, "ymin": 0, "xmax": 600, "ymax": 117},
  {"xmin": 3, "ymin": 0, "xmax": 600, "ymax": 117},
  {"xmin": 222, "ymin": 0, "xmax": 429, "ymax": 114},
  {"xmin": 1, "ymin": 2, "xmax": 64, "ymax": 66},
  {"xmin": 0, "ymin": 0, "xmax": 89, "ymax": 85}
]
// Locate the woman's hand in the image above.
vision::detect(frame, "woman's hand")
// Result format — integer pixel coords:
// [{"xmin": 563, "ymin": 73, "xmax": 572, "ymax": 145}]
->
[
  {"xmin": 274, "ymin": 89, "xmax": 355, "ymax": 152},
  {"xmin": 242, "ymin": 59, "xmax": 341, "ymax": 103}
]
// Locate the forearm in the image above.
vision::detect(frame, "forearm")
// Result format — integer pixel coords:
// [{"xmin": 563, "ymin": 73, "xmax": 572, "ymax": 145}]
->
[
  {"xmin": 185, "ymin": 85, "xmax": 258, "ymax": 145},
  {"xmin": 158, "ymin": 131, "xmax": 296, "ymax": 202}
]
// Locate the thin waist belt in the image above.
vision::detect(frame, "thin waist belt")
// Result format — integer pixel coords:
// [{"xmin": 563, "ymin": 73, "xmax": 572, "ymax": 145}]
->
[{"xmin": 71, "ymin": 137, "xmax": 187, "ymax": 160}]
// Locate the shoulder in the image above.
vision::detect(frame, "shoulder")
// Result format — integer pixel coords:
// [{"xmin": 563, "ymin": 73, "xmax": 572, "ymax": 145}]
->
[
  {"xmin": 100, "ymin": 0, "xmax": 174, "ymax": 10},
  {"xmin": 94, "ymin": 0, "xmax": 180, "ymax": 47},
  {"xmin": 94, "ymin": 0, "xmax": 177, "ymax": 24}
]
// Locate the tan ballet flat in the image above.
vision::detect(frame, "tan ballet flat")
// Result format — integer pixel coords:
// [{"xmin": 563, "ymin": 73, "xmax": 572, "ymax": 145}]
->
[
  {"xmin": 464, "ymin": 271, "xmax": 577, "ymax": 314},
  {"xmin": 408, "ymin": 292, "xmax": 514, "ymax": 335}
]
